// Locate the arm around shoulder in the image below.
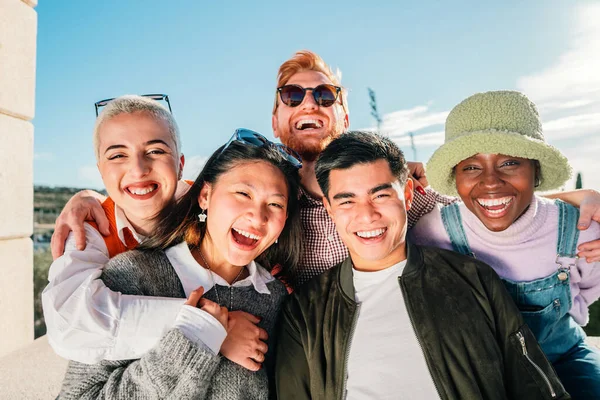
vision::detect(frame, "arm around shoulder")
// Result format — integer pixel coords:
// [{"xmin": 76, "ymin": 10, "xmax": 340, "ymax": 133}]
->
[{"xmin": 43, "ymin": 230, "xmax": 185, "ymax": 364}]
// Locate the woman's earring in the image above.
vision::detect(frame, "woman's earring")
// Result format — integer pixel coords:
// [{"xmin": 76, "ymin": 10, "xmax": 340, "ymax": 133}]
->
[
  {"xmin": 198, "ymin": 209, "xmax": 207, "ymax": 223},
  {"xmin": 275, "ymin": 238, "xmax": 278, "ymax": 244}
]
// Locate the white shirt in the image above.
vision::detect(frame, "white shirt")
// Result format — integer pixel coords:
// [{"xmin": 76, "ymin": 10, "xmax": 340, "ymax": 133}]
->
[
  {"xmin": 346, "ymin": 261, "xmax": 440, "ymax": 400},
  {"xmin": 169, "ymin": 241, "xmax": 273, "ymax": 355},
  {"xmin": 42, "ymin": 203, "xmax": 273, "ymax": 363}
]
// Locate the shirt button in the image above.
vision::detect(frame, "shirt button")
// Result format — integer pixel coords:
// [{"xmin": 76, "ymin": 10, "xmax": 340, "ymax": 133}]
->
[{"xmin": 327, "ymin": 235, "xmax": 335, "ymax": 241}]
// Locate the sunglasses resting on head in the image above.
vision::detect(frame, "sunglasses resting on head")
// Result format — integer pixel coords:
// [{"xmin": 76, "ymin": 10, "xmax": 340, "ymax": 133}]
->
[
  {"xmin": 220, "ymin": 128, "xmax": 303, "ymax": 169},
  {"xmin": 94, "ymin": 94, "xmax": 172, "ymax": 117}
]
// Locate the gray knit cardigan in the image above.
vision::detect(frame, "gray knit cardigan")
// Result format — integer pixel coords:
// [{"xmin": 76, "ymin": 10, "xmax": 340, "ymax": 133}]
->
[{"xmin": 59, "ymin": 248, "xmax": 287, "ymax": 400}]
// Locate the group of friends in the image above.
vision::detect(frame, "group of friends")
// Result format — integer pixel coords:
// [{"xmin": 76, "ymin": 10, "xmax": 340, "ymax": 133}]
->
[{"xmin": 42, "ymin": 50, "xmax": 600, "ymax": 399}]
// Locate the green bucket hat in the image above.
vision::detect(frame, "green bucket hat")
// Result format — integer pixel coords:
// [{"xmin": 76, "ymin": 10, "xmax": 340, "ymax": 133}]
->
[{"xmin": 427, "ymin": 90, "xmax": 572, "ymax": 196}]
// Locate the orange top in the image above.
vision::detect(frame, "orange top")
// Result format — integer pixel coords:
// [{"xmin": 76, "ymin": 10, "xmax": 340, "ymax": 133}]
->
[
  {"xmin": 88, "ymin": 181, "xmax": 194, "ymax": 258},
  {"xmin": 88, "ymin": 197, "xmax": 139, "ymax": 258}
]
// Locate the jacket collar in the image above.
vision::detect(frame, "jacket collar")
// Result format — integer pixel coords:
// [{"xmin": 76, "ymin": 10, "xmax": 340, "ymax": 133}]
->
[{"xmin": 337, "ymin": 240, "xmax": 424, "ymax": 300}]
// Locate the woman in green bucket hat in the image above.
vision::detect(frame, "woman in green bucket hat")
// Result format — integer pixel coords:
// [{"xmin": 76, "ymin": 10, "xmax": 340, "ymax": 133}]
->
[{"xmin": 409, "ymin": 90, "xmax": 600, "ymax": 398}]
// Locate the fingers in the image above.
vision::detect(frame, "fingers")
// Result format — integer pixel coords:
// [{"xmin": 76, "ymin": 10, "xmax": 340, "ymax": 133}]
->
[
  {"xmin": 578, "ymin": 240, "xmax": 600, "ymax": 263},
  {"xmin": 256, "ymin": 340, "xmax": 268, "ymax": 355},
  {"xmin": 229, "ymin": 310, "xmax": 261, "ymax": 324},
  {"xmin": 257, "ymin": 327, "xmax": 268, "ymax": 341},
  {"xmin": 198, "ymin": 298, "xmax": 228, "ymax": 328},
  {"xmin": 579, "ymin": 252, "xmax": 600, "ymax": 263},
  {"xmin": 72, "ymin": 224, "xmax": 88, "ymax": 252},
  {"xmin": 251, "ymin": 349, "xmax": 265, "ymax": 363},
  {"xmin": 415, "ymin": 173, "xmax": 429, "ymax": 188},
  {"xmin": 408, "ymin": 176, "xmax": 426, "ymax": 197},
  {"xmin": 50, "ymin": 223, "xmax": 70, "ymax": 259},
  {"xmin": 220, "ymin": 306, "xmax": 229, "ymax": 325},
  {"xmin": 238, "ymin": 357, "xmax": 261, "ymax": 372},
  {"xmin": 577, "ymin": 209, "xmax": 594, "ymax": 230},
  {"xmin": 219, "ymin": 312, "xmax": 268, "ymax": 370},
  {"xmin": 407, "ymin": 162, "xmax": 429, "ymax": 188},
  {"xmin": 185, "ymin": 286, "xmax": 205, "ymax": 307}
]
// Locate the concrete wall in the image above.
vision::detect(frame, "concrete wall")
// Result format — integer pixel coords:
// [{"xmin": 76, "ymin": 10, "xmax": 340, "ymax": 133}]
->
[{"xmin": 0, "ymin": 0, "xmax": 37, "ymax": 358}]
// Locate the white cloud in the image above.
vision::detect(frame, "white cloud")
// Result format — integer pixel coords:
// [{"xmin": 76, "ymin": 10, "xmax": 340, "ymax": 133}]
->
[
  {"xmin": 517, "ymin": 3, "xmax": 600, "ymax": 111},
  {"xmin": 359, "ymin": 4, "xmax": 600, "ymax": 191},
  {"xmin": 360, "ymin": 103, "xmax": 447, "ymax": 151},
  {"xmin": 516, "ymin": 3, "xmax": 600, "ymax": 190},
  {"xmin": 382, "ymin": 104, "xmax": 448, "ymax": 137},
  {"xmin": 182, "ymin": 155, "xmax": 209, "ymax": 181},
  {"xmin": 559, "ymin": 135, "xmax": 600, "ymax": 191},
  {"xmin": 391, "ymin": 130, "xmax": 445, "ymax": 148},
  {"xmin": 543, "ymin": 112, "xmax": 600, "ymax": 141}
]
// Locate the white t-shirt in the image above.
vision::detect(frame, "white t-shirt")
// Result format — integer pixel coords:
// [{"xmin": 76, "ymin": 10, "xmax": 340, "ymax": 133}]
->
[{"xmin": 346, "ymin": 261, "xmax": 440, "ymax": 400}]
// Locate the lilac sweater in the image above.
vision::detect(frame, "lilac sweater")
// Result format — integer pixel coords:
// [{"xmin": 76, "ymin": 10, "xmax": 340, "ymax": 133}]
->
[{"xmin": 409, "ymin": 195, "xmax": 600, "ymax": 325}]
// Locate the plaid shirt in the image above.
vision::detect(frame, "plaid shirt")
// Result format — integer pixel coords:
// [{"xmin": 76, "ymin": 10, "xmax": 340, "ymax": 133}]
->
[{"xmin": 294, "ymin": 187, "xmax": 455, "ymax": 286}]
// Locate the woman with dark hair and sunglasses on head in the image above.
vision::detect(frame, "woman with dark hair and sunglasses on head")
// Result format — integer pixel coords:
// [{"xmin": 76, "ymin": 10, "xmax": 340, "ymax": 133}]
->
[
  {"xmin": 44, "ymin": 99, "xmax": 283, "ymax": 374},
  {"xmin": 57, "ymin": 128, "xmax": 303, "ymax": 399}
]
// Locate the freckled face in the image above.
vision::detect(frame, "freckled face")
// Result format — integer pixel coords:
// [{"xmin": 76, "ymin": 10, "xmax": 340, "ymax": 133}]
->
[
  {"xmin": 324, "ymin": 160, "xmax": 413, "ymax": 271},
  {"xmin": 455, "ymin": 153, "xmax": 536, "ymax": 232},
  {"xmin": 97, "ymin": 111, "xmax": 183, "ymax": 231},
  {"xmin": 199, "ymin": 160, "xmax": 289, "ymax": 268}
]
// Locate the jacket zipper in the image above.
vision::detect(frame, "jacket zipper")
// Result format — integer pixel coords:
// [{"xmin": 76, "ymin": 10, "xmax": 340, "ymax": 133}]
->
[
  {"xmin": 398, "ymin": 277, "xmax": 444, "ymax": 399},
  {"xmin": 341, "ymin": 303, "xmax": 360, "ymax": 400},
  {"xmin": 516, "ymin": 331, "xmax": 556, "ymax": 398}
]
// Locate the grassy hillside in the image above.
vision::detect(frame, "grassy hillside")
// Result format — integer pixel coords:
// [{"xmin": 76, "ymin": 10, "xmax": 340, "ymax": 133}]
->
[{"xmin": 34, "ymin": 185, "xmax": 105, "ymax": 225}]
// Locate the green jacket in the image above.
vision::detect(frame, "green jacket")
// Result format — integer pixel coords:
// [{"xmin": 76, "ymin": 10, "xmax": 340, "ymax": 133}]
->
[{"xmin": 275, "ymin": 243, "xmax": 569, "ymax": 400}]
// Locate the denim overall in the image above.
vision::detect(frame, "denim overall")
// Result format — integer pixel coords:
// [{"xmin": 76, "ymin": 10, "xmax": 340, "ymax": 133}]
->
[{"xmin": 441, "ymin": 200, "xmax": 600, "ymax": 399}]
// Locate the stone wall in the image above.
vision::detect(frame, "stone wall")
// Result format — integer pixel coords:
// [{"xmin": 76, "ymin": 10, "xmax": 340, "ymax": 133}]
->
[{"xmin": 0, "ymin": 0, "xmax": 37, "ymax": 358}]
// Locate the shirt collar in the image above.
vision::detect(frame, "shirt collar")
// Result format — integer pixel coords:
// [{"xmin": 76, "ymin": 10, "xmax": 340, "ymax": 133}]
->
[
  {"xmin": 164, "ymin": 241, "xmax": 273, "ymax": 297},
  {"xmin": 298, "ymin": 185, "xmax": 324, "ymax": 207},
  {"xmin": 114, "ymin": 204, "xmax": 146, "ymax": 245}
]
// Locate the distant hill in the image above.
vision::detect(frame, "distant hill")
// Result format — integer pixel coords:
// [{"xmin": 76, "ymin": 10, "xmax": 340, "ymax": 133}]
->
[{"xmin": 34, "ymin": 185, "xmax": 106, "ymax": 226}]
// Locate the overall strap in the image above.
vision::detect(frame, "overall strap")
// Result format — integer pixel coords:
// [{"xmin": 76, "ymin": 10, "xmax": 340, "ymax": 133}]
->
[
  {"xmin": 555, "ymin": 199, "xmax": 580, "ymax": 258},
  {"xmin": 441, "ymin": 203, "xmax": 475, "ymax": 258}
]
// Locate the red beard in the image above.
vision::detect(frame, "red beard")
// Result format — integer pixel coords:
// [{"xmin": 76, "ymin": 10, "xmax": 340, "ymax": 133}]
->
[{"xmin": 278, "ymin": 123, "xmax": 345, "ymax": 162}]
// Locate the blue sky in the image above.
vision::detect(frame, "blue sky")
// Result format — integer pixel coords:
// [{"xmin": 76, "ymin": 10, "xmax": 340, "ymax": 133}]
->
[{"xmin": 34, "ymin": 0, "xmax": 599, "ymax": 190}]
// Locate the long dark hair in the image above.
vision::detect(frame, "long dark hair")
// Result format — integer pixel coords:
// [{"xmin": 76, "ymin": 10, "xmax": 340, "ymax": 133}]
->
[{"xmin": 141, "ymin": 141, "xmax": 302, "ymax": 283}]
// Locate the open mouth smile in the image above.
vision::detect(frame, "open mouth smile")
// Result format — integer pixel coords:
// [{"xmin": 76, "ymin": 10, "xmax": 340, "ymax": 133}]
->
[
  {"xmin": 124, "ymin": 182, "xmax": 160, "ymax": 199},
  {"xmin": 354, "ymin": 228, "xmax": 387, "ymax": 243},
  {"xmin": 294, "ymin": 118, "xmax": 324, "ymax": 131},
  {"xmin": 231, "ymin": 227, "xmax": 262, "ymax": 250},
  {"xmin": 476, "ymin": 196, "xmax": 514, "ymax": 216}
]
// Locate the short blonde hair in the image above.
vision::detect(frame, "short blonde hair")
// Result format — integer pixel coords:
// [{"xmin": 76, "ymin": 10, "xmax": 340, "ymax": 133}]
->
[
  {"xmin": 272, "ymin": 50, "xmax": 348, "ymax": 114},
  {"xmin": 93, "ymin": 95, "xmax": 181, "ymax": 160}
]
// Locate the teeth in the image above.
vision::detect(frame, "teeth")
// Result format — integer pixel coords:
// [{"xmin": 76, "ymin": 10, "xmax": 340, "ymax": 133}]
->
[
  {"xmin": 484, "ymin": 208, "xmax": 505, "ymax": 215},
  {"xmin": 477, "ymin": 197, "xmax": 513, "ymax": 207},
  {"xmin": 356, "ymin": 228, "xmax": 385, "ymax": 238},
  {"xmin": 295, "ymin": 119, "xmax": 323, "ymax": 129},
  {"xmin": 129, "ymin": 186, "xmax": 156, "ymax": 195},
  {"xmin": 233, "ymin": 228, "xmax": 261, "ymax": 240}
]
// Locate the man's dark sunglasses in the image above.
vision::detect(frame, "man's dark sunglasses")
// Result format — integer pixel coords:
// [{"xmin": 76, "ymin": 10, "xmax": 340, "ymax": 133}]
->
[
  {"xmin": 220, "ymin": 128, "xmax": 302, "ymax": 169},
  {"xmin": 277, "ymin": 84, "xmax": 342, "ymax": 108},
  {"xmin": 94, "ymin": 94, "xmax": 172, "ymax": 116}
]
